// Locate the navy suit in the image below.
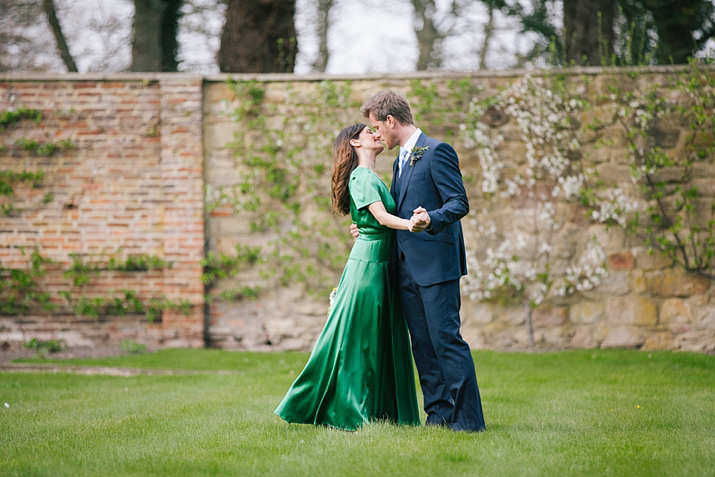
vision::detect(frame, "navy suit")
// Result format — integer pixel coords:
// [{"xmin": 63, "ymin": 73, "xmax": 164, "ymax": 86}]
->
[{"xmin": 391, "ymin": 132, "xmax": 485, "ymax": 432}]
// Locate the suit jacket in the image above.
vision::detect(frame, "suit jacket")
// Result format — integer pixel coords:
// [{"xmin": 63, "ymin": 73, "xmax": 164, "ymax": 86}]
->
[{"xmin": 391, "ymin": 133, "xmax": 469, "ymax": 287}]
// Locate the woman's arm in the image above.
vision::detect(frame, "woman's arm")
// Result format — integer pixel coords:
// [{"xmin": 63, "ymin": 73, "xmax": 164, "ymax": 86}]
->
[{"xmin": 367, "ymin": 201, "xmax": 413, "ymax": 231}]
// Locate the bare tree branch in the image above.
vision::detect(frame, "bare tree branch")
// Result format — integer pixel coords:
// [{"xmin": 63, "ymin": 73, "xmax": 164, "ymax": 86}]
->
[
  {"xmin": 479, "ymin": 2, "xmax": 495, "ymax": 70},
  {"xmin": 311, "ymin": 0, "xmax": 333, "ymax": 73},
  {"xmin": 42, "ymin": 0, "xmax": 78, "ymax": 72},
  {"xmin": 412, "ymin": 0, "xmax": 443, "ymax": 70}
]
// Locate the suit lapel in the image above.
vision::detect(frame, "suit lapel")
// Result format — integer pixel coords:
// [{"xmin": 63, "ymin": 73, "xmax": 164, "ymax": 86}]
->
[
  {"xmin": 391, "ymin": 155, "xmax": 399, "ymax": 201},
  {"xmin": 397, "ymin": 133, "xmax": 426, "ymax": 208}
]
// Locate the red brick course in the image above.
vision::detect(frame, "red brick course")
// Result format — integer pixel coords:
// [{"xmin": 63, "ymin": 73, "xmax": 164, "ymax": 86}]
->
[{"xmin": 0, "ymin": 77, "xmax": 205, "ymax": 351}]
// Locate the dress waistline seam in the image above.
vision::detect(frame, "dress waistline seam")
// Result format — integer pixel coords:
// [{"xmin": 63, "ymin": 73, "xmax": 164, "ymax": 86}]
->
[{"xmin": 357, "ymin": 232, "xmax": 391, "ymax": 241}]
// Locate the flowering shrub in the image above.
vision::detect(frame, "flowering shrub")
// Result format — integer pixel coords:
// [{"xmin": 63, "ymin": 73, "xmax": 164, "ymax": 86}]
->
[
  {"xmin": 208, "ymin": 79, "xmax": 357, "ymax": 300},
  {"xmin": 601, "ymin": 62, "xmax": 715, "ymax": 278},
  {"xmin": 460, "ymin": 74, "xmax": 608, "ymax": 345},
  {"xmin": 460, "ymin": 63, "xmax": 715, "ymax": 346}
]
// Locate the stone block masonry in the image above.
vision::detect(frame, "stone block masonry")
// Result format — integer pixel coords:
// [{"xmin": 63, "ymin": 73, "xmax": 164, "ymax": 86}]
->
[{"xmin": 201, "ymin": 68, "xmax": 715, "ymax": 354}]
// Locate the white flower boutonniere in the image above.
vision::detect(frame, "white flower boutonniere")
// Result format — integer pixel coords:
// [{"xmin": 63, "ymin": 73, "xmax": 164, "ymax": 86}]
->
[{"xmin": 409, "ymin": 146, "xmax": 430, "ymax": 166}]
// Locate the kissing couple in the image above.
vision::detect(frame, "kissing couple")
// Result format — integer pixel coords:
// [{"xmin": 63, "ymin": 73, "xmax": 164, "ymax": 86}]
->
[{"xmin": 275, "ymin": 90, "xmax": 486, "ymax": 433}]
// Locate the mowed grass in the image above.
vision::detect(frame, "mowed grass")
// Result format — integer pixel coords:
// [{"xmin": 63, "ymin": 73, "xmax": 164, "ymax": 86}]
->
[{"xmin": 1, "ymin": 349, "xmax": 714, "ymax": 477}]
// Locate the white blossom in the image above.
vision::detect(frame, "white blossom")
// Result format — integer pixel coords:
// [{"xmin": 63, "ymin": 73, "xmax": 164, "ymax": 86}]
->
[
  {"xmin": 590, "ymin": 188, "xmax": 642, "ymax": 227},
  {"xmin": 557, "ymin": 174, "xmax": 585, "ymax": 201},
  {"xmin": 460, "ymin": 75, "xmax": 610, "ymax": 311}
]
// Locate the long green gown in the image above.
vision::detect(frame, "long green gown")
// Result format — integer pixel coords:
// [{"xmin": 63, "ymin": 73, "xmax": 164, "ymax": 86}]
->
[{"xmin": 274, "ymin": 166, "xmax": 420, "ymax": 431}]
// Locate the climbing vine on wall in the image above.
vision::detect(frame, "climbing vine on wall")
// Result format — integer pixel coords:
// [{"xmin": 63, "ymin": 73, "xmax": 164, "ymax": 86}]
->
[
  {"xmin": 591, "ymin": 61, "xmax": 715, "ymax": 278},
  {"xmin": 205, "ymin": 78, "xmax": 361, "ymax": 299},
  {"xmin": 0, "ymin": 108, "xmax": 190, "ymax": 321},
  {"xmin": 56, "ymin": 250, "xmax": 187, "ymax": 322},
  {"xmin": 207, "ymin": 77, "xmax": 492, "ymax": 300},
  {"xmin": 0, "ymin": 108, "xmax": 67, "ymax": 216},
  {"xmin": 0, "ymin": 245, "xmax": 189, "ymax": 321},
  {"xmin": 0, "ymin": 247, "xmax": 56, "ymax": 316},
  {"xmin": 0, "ymin": 107, "xmax": 42, "ymax": 130},
  {"xmin": 208, "ymin": 68, "xmax": 714, "ymax": 311}
]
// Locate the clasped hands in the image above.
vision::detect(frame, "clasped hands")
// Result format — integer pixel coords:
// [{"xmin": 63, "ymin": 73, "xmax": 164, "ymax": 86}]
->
[
  {"xmin": 409, "ymin": 206, "xmax": 430, "ymax": 233},
  {"xmin": 350, "ymin": 207, "xmax": 430, "ymax": 239}
]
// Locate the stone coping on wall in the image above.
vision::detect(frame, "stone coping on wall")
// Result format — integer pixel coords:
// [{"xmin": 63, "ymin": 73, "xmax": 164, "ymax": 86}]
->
[{"xmin": 1, "ymin": 64, "xmax": 711, "ymax": 84}]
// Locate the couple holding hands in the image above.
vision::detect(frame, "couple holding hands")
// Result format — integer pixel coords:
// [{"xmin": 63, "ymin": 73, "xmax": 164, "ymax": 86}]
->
[{"xmin": 275, "ymin": 90, "xmax": 486, "ymax": 433}]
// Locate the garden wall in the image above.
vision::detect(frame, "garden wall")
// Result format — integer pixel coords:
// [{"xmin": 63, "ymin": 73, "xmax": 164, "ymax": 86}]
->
[
  {"xmin": 2, "ymin": 67, "xmax": 714, "ymax": 355},
  {"xmin": 0, "ymin": 75, "xmax": 205, "ymax": 351}
]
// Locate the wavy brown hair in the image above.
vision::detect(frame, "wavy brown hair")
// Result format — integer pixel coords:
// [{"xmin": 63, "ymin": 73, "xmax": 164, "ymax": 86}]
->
[{"xmin": 331, "ymin": 124, "xmax": 365, "ymax": 216}]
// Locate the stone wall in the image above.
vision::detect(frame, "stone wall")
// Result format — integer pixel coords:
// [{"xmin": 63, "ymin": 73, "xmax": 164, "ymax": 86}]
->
[
  {"xmin": 202, "ymin": 68, "xmax": 715, "ymax": 354},
  {"xmin": 2, "ymin": 68, "xmax": 714, "ymax": 355}
]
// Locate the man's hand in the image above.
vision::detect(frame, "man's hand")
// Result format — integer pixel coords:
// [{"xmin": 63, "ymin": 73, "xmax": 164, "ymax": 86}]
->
[
  {"xmin": 349, "ymin": 223, "xmax": 359, "ymax": 241},
  {"xmin": 411, "ymin": 206, "xmax": 430, "ymax": 233}
]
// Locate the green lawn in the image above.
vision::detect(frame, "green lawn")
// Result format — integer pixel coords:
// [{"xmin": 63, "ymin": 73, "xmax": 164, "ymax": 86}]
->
[{"xmin": 1, "ymin": 349, "xmax": 714, "ymax": 477}]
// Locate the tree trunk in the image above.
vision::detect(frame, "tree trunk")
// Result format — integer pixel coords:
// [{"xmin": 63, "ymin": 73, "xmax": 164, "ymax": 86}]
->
[
  {"xmin": 218, "ymin": 0, "xmax": 297, "ymax": 73},
  {"xmin": 478, "ymin": 3, "xmax": 494, "ymax": 70},
  {"xmin": 412, "ymin": 0, "xmax": 443, "ymax": 70},
  {"xmin": 563, "ymin": 0, "xmax": 617, "ymax": 66},
  {"xmin": 617, "ymin": 0, "xmax": 654, "ymax": 65},
  {"xmin": 130, "ymin": 0, "xmax": 183, "ymax": 72},
  {"xmin": 311, "ymin": 0, "xmax": 333, "ymax": 73},
  {"xmin": 523, "ymin": 301, "xmax": 535, "ymax": 349},
  {"xmin": 646, "ymin": 0, "xmax": 712, "ymax": 65},
  {"xmin": 42, "ymin": 0, "xmax": 78, "ymax": 72}
]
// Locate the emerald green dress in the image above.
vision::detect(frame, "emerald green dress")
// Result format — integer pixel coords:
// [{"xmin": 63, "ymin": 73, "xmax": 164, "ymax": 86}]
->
[{"xmin": 274, "ymin": 166, "xmax": 420, "ymax": 431}]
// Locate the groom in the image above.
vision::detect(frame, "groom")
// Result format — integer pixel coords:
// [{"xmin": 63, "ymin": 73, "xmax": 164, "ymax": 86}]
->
[{"xmin": 356, "ymin": 90, "xmax": 486, "ymax": 432}]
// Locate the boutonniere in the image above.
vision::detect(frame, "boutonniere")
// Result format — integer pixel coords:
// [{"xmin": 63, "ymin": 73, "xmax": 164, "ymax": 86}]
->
[{"xmin": 409, "ymin": 146, "xmax": 430, "ymax": 166}]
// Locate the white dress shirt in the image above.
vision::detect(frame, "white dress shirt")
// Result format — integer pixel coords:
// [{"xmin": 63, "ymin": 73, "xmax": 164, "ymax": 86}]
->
[{"xmin": 398, "ymin": 128, "xmax": 422, "ymax": 176}]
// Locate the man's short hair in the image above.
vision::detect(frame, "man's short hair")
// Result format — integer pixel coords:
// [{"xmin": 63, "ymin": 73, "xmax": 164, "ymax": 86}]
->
[{"xmin": 360, "ymin": 90, "xmax": 414, "ymax": 126}]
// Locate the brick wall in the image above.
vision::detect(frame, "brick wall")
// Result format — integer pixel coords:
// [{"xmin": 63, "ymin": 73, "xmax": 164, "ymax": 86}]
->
[{"xmin": 0, "ymin": 75, "xmax": 204, "ymax": 351}]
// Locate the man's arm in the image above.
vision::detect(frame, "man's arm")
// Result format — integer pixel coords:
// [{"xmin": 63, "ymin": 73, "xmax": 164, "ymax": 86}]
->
[{"xmin": 425, "ymin": 142, "xmax": 469, "ymax": 234}]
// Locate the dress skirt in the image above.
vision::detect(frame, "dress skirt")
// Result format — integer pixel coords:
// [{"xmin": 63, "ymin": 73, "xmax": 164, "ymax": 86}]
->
[{"xmin": 274, "ymin": 231, "xmax": 420, "ymax": 431}]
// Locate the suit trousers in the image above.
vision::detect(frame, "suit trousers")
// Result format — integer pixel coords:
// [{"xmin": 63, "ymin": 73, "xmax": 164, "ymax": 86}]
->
[{"xmin": 396, "ymin": 254, "xmax": 486, "ymax": 432}]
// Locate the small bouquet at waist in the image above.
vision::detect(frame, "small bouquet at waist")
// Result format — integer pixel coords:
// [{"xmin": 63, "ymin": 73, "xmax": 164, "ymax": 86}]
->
[{"xmin": 327, "ymin": 287, "xmax": 337, "ymax": 316}]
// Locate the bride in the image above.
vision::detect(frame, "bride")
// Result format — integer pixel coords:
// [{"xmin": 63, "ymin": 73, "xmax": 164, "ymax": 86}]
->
[{"xmin": 274, "ymin": 123, "xmax": 421, "ymax": 431}]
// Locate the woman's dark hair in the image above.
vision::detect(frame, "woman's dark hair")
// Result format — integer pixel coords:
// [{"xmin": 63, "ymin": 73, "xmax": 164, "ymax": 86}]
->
[{"xmin": 331, "ymin": 123, "xmax": 365, "ymax": 215}]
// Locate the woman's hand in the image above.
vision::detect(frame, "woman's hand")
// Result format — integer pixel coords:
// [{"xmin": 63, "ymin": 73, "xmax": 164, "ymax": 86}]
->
[{"xmin": 349, "ymin": 223, "xmax": 359, "ymax": 240}]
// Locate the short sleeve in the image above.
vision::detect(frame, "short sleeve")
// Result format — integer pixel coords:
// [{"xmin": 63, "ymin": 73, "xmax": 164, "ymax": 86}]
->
[{"xmin": 350, "ymin": 168, "xmax": 382, "ymax": 210}]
